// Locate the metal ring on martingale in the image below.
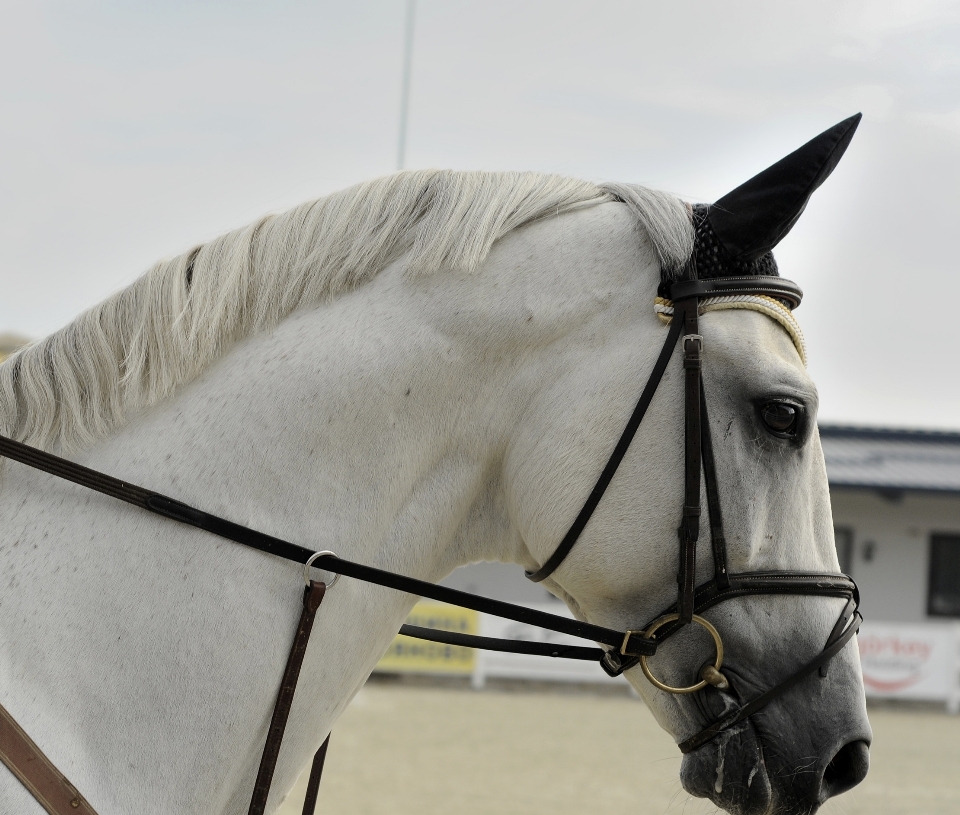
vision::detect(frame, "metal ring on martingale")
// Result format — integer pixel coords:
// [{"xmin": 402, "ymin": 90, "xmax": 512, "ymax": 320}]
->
[
  {"xmin": 639, "ymin": 613, "xmax": 725, "ymax": 694},
  {"xmin": 303, "ymin": 550, "xmax": 340, "ymax": 589}
]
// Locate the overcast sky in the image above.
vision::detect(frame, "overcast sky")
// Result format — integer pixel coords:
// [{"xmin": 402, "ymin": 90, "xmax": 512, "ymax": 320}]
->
[{"xmin": 2, "ymin": 1, "xmax": 959, "ymax": 429}]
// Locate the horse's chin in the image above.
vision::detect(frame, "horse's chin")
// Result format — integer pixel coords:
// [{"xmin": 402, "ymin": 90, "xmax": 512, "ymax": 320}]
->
[{"xmin": 679, "ymin": 723, "xmax": 774, "ymax": 815}]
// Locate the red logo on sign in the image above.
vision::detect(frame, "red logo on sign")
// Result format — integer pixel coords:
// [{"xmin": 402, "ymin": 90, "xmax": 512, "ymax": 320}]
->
[{"xmin": 858, "ymin": 634, "xmax": 932, "ymax": 691}]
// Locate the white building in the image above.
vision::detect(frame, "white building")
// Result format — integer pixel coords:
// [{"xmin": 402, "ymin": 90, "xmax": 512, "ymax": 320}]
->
[{"xmin": 823, "ymin": 425, "xmax": 960, "ymax": 623}]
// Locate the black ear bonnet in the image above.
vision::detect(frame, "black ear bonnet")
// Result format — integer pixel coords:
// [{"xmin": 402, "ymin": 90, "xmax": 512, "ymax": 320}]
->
[{"xmin": 663, "ymin": 113, "xmax": 861, "ymax": 292}]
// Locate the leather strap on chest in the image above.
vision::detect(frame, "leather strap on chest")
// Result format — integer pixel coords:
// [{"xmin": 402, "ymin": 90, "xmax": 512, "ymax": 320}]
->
[
  {"xmin": 0, "ymin": 703, "xmax": 100, "ymax": 815},
  {"xmin": 0, "ymin": 583, "xmax": 332, "ymax": 815},
  {"xmin": 249, "ymin": 579, "xmax": 329, "ymax": 815}
]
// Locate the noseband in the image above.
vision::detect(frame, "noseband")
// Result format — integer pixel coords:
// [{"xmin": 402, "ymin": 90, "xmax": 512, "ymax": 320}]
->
[
  {"xmin": 525, "ymin": 273, "xmax": 861, "ymax": 753},
  {"xmin": 0, "ymin": 276, "xmax": 860, "ymax": 815}
]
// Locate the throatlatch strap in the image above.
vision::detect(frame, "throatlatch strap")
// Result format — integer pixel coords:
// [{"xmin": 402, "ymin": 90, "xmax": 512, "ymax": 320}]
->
[
  {"xmin": 248, "ymin": 581, "xmax": 327, "ymax": 815},
  {"xmin": 526, "ymin": 314, "xmax": 685, "ymax": 583}
]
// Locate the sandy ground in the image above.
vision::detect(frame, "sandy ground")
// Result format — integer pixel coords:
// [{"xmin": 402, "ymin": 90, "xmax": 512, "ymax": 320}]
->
[{"xmin": 276, "ymin": 677, "xmax": 959, "ymax": 815}]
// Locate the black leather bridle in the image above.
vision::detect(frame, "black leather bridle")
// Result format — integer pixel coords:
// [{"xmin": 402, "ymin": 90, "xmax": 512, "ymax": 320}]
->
[
  {"xmin": 0, "ymin": 272, "xmax": 860, "ymax": 760},
  {"xmin": 524, "ymin": 272, "xmax": 861, "ymax": 752},
  {"xmin": 0, "ymin": 278, "xmax": 863, "ymax": 815}
]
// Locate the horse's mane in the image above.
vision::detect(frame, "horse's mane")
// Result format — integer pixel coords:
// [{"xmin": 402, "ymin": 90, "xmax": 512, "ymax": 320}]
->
[{"xmin": 0, "ymin": 171, "xmax": 693, "ymax": 453}]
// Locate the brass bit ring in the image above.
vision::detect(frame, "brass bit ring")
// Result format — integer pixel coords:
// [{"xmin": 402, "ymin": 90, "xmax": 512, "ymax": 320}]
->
[{"xmin": 639, "ymin": 613, "xmax": 725, "ymax": 694}]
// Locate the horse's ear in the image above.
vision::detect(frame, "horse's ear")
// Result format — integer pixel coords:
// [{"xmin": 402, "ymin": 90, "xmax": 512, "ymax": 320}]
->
[{"xmin": 708, "ymin": 113, "xmax": 862, "ymax": 262}]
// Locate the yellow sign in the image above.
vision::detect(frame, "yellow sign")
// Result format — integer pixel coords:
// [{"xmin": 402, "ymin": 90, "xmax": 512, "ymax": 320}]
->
[{"xmin": 375, "ymin": 602, "xmax": 478, "ymax": 675}]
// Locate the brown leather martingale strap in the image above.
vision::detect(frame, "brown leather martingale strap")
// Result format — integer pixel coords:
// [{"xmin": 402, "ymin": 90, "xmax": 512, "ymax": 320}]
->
[
  {"xmin": 0, "ymin": 703, "xmax": 100, "ymax": 815},
  {"xmin": 248, "ymin": 580, "xmax": 327, "ymax": 815},
  {"xmin": 300, "ymin": 735, "xmax": 331, "ymax": 815},
  {"xmin": 0, "ymin": 583, "xmax": 330, "ymax": 815}
]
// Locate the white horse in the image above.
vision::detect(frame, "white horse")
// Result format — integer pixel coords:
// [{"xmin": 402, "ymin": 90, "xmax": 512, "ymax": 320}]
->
[{"xmin": 0, "ymin": 138, "xmax": 870, "ymax": 813}]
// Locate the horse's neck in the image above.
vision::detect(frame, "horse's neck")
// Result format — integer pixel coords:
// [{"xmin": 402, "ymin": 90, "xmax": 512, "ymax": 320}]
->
[{"xmin": 0, "ymin": 202, "xmax": 657, "ymax": 815}]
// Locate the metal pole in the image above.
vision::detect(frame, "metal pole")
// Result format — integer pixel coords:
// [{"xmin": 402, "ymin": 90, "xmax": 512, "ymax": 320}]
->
[{"xmin": 397, "ymin": 0, "xmax": 416, "ymax": 171}]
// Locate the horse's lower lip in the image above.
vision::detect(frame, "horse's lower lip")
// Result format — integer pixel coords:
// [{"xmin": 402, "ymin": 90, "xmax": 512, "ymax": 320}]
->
[
  {"xmin": 679, "ymin": 725, "xmax": 773, "ymax": 815},
  {"xmin": 680, "ymin": 727, "xmax": 872, "ymax": 815}
]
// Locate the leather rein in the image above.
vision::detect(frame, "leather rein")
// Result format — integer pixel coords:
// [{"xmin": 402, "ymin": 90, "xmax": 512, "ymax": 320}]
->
[{"xmin": 0, "ymin": 275, "xmax": 860, "ymax": 814}]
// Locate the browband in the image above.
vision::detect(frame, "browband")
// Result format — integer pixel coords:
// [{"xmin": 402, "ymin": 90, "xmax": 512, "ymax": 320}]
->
[{"xmin": 666, "ymin": 276, "xmax": 803, "ymax": 310}]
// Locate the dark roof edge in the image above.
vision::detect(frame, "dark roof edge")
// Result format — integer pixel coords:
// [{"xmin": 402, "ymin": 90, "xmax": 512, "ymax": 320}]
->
[
  {"xmin": 829, "ymin": 481, "xmax": 960, "ymax": 496},
  {"xmin": 818, "ymin": 424, "xmax": 960, "ymax": 445}
]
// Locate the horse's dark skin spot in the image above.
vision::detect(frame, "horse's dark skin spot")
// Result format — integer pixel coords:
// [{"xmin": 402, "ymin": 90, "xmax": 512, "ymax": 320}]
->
[
  {"xmin": 405, "ymin": 388, "xmax": 411, "ymax": 396},
  {"xmin": 724, "ymin": 419, "xmax": 734, "ymax": 440}
]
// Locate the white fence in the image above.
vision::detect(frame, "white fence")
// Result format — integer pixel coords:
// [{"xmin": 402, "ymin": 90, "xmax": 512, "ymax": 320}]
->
[{"xmin": 377, "ymin": 603, "xmax": 960, "ymax": 712}]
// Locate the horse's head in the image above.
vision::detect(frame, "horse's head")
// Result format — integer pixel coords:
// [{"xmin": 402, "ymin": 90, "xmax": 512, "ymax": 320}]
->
[{"xmin": 507, "ymin": 116, "xmax": 869, "ymax": 815}]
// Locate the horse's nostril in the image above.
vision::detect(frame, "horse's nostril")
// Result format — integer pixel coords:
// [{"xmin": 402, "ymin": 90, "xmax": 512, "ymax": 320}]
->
[{"xmin": 822, "ymin": 739, "xmax": 870, "ymax": 799}]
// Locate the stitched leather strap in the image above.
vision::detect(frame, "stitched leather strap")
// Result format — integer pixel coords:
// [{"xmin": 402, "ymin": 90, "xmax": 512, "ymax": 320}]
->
[
  {"xmin": 248, "ymin": 580, "xmax": 327, "ymax": 815},
  {"xmin": 0, "ymin": 702, "xmax": 100, "ymax": 815},
  {"xmin": 667, "ymin": 276, "xmax": 803, "ymax": 310},
  {"xmin": 598, "ymin": 571, "xmax": 858, "ymax": 677},
  {"xmin": 300, "ymin": 735, "xmax": 330, "ymax": 815}
]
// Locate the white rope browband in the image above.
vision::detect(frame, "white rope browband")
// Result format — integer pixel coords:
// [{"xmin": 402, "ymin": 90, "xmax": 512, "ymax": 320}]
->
[{"xmin": 655, "ymin": 293, "xmax": 807, "ymax": 366}]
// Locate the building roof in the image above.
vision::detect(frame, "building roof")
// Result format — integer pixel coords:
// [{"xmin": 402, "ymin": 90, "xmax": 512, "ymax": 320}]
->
[{"xmin": 819, "ymin": 425, "xmax": 960, "ymax": 495}]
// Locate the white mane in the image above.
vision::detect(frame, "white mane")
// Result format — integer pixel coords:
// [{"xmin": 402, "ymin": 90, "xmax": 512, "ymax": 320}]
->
[{"xmin": 0, "ymin": 171, "xmax": 693, "ymax": 452}]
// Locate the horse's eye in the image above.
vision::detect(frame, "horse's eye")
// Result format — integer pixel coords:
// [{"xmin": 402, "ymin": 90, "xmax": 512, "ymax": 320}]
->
[{"xmin": 760, "ymin": 402, "xmax": 799, "ymax": 437}]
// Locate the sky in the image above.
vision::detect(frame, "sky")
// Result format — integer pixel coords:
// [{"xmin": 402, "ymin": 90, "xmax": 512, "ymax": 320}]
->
[{"xmin": 2, "ymin": 0, "xmax": 959, "ymax": 429}]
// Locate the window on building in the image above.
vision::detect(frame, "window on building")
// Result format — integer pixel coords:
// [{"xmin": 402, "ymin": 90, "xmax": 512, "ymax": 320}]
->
[
  {"xmin": 834, "ymin": 527, "xmax": 854, "ymax": 575},
  {"xmin": 928, "ymin": 534, "xmax": 960, "ymax": 618}
]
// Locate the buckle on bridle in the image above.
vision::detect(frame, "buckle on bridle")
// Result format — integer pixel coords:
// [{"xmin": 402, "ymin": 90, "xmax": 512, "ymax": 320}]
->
[{"xmin": 682, "ymin": 334, "xmax": 702, "ymax": 370}]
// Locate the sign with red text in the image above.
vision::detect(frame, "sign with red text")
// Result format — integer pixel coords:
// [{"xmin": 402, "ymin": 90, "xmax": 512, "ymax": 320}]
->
[{"xmin": 857, "ymin": 621, "xmax": 960, "ymax": 706}]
